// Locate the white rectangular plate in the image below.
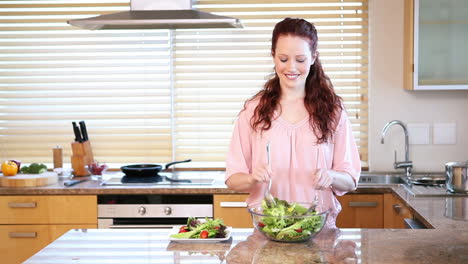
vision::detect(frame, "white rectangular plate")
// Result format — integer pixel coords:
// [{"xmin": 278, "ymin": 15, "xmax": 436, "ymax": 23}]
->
[{"xmin": 168, "ymin": 226, "xmax": 232, "ymax": 243}]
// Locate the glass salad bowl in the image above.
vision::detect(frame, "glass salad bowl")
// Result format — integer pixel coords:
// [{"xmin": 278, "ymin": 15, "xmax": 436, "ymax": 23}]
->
[{"xmin": 248, "ymin": 200, "xmax": 328, "ymax": 243}]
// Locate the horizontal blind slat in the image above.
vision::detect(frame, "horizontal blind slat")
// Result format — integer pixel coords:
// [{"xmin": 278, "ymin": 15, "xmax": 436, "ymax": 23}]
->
[{"xmin": 0, "ymin": 0, "xmax": 368, "ymax": 165}]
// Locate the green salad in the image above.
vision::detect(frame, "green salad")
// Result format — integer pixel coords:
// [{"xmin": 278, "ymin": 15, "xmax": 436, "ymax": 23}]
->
[
  {"xmin": 256, "ymin": 198, "xmax": 325, "ymax": 241},
  {"xmin": 170, "ymin": 217, "xmax": 227, "ymax": 239}
]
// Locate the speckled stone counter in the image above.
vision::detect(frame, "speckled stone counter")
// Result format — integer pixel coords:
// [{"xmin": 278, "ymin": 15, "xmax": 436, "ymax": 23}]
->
[
  {"xmin": 24, "ymin": 227, "xmax": 468, "ymax": 264},
  {"xmin": 5, "ymin": 171, "xmax": 467, "ymax": 263},
  {"xmin": 1, "ymin": 171, "xmax": 467, "ymax": 231},
  {"xmin": 0, "ymin": 171, "xmax": 240, "ymax": 195}
]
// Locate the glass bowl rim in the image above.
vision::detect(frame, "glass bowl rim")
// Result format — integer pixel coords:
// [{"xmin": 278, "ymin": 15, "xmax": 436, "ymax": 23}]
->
[{"xmin": 247, "ymin": 202, "xmax": 330, "ymax": 218}]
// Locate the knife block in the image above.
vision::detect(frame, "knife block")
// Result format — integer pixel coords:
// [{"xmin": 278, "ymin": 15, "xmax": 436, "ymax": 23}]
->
[{"xmin": 71, "ymin": 141, "xmax": 94, "ymax": 177}]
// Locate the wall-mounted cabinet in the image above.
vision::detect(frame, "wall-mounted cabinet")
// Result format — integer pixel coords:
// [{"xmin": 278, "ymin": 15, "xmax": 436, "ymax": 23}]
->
[{"xmin": 404, "ymin": 0, "xmax": 468, "ymax": 90}]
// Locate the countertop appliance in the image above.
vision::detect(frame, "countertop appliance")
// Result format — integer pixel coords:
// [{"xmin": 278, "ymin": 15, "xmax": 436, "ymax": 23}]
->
[
  {"xmin": 100, "ymin": 171, "xmax": 216, "ymax": 186},
  {"xmin": 445, "ymin": 161, "xmax": 468, "ymax": 194},
  {"xmin": 98, "ymin": 194, "xmax": 213, "ymax": 228}
]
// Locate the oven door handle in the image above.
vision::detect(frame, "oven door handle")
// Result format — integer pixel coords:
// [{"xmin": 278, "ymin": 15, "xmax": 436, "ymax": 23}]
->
[{"xmin": 108, "ymin": 224, "xmax": 176, "ymax": 229}]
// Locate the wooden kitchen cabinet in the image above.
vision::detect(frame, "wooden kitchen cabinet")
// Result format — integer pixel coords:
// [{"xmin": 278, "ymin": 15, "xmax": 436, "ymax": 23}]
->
[
  {"xmin": 213, "ymin": 194, "xmax": 252, "ymax": 228},
  {"xmin": 336, "ymin": 194, "xmax": 384, "ymax": 228},
  {"xmin": 0, "ymin": 195, "xmax": 97, "ymax": 264},
  {"xmin": 404, "ymin": 0, "xmax": 468, "ymax": 90},
  {"xmin": 0, "ymin": 224, "xmax": 95, "ymax": 264},
  {"xmin": 383, "ymin": 193, "xmax": 413, "ymax": 228}
]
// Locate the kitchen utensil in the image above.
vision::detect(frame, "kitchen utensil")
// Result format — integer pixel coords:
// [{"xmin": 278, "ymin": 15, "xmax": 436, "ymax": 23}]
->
[
  {"xmin": 0, "ymin": 172, "xmax": 58, "ymax": 187},
  {"xmin": 445, "ymin": 161, "xmax": 468, "ymax": 194},
  {"xmin": 70, "ymin": 121, "xmax": 94, "ymax": 176},
  {"xmin": 410, "ymin": 175, "xmax": 446, "ymax": 186},
  {"xmin": 64, "ymin": 178, "xmax": 88, "ymax": 187},
  {"xmin": 72, "ymin": 122, "xmax": 83, "ymax": 143},
  {"xmin": 53, "ymin": 145, "xmax": 63, "ymax": 169},
  {"xmin": 306, "ymin": 148, "xmax": 321, "ymax": 213},
  {"xmin": 70, "ymin": 141, "xmax": 93, "ymax": 176},
  {"xmin": 121, "ymin": 159, "xmax": 192, "ymax": 183},
  {"xmin": 121, "ymin": 159, "xmax": 192, "ymax": 177},
  {"xmin": 264, "ymin": 142, "xmax": 276, "ymax": 207},
  {"xmin": 79, "ymin": 120, "xmax": 89, "ymax": 141},
  {"xmin": 306, "ymin": 192, "xmax": 319, "ymax": 214},
  {"xmin": 248, "ymin": 202, "xmax": 328, "ymax": 242}
]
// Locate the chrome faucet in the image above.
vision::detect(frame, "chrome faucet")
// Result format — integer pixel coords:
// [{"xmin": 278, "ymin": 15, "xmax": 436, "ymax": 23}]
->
[{"xmin": 380, "ymin": 120, "xmax": 413, "ymax": 183}]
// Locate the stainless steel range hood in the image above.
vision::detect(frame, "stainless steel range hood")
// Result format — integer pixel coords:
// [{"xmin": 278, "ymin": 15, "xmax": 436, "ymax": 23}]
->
[{"xmin": 67, "ymin": 0, "xmax": 243, "ymax": 30}]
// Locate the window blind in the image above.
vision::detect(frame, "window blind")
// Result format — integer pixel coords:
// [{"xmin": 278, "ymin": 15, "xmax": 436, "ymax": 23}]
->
[
  {"xmin": 0, "ymin": 0, "xmax": 368, "ymax": 168},
  {"xmin": 176, "ymin": 0, "xmax": 369, "ymax": 167}
]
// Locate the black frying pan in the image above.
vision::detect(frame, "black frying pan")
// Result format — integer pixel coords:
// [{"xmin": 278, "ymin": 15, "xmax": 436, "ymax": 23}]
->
[{"xmin": 120, "ymin": 159, "xmax": 192, "ymax": 182}]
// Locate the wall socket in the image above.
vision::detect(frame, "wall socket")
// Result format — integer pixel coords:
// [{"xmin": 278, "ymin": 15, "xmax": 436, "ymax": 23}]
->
[{"xmin": 433, "ymin": 122, "xmax": 456, "ymax": 145}]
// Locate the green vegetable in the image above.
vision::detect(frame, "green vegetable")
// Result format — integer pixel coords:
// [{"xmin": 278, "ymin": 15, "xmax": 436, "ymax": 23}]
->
[
  {"xmin": 170, "ymin": 217, "xmax": 227, "ymax": 239},
  {"xmin": 20, "ymin": 163, "xmax": 48, "ymax": 174},
  {"xmin": 258, "ymin": 198, "xmax": 324, "ymax": 241}
]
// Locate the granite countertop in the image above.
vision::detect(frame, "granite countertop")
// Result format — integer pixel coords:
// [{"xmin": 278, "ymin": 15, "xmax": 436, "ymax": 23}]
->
[
  {"xmin": 0, "ymin": 171, "xmax": 241, "ymax": 195},
  {"xmin": 24, "ymin": 227, "xmax": 468, "ymax": 264},
  {"xmin": 7, "ymin": 171, "xmax": 467, "ymax": 263},
  {"xmin": 1, "ymin": 171, "xmax": 467, "ymax": 231}
]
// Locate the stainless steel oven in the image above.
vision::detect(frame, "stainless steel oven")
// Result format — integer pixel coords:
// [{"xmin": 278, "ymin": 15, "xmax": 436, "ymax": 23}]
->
[{"xmin": 97, "ymin": 194, "xmax": 213, "ymax": 229}]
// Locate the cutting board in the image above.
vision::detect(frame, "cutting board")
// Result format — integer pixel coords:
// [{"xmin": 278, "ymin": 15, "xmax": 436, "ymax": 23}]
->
[{"xmin": 0, "ymin": 172, "xmax": 58, "ymax": 187}]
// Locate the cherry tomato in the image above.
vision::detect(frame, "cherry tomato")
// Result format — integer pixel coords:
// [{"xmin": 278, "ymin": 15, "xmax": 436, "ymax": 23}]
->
[
  {"xmin": 214, "ymin": 226, "xmax": 220, "ymax": 230},
  {"xmin": 258, "ymin": 222, "xmax": 265, "ymax": 228},
  {"xmin": 178, "ymin": 226, "xmax": 189, "ymax": 233},
  {"xmin": 295, "ymin": 229, "xmax": 303, "ymax": 233},
  {"xmin": 200, "ymin": 230, "xmax": 209, "ymax": 239}
]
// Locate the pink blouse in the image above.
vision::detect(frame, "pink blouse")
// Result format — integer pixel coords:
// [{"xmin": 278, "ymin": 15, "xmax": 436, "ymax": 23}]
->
[{"xmin": 225, "ymin": 100, "xmax": 361, "ymax": 228}]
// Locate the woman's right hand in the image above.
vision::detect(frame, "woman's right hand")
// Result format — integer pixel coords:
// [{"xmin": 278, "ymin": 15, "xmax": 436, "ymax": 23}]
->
[{"xmin": 249, "ymin": 163, "xmax": 271, "ymax": 184}]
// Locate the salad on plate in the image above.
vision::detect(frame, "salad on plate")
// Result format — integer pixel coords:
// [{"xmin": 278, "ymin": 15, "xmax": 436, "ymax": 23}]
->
[{"xmin": 170, "ymin": 217, "xmax": 229, "ymax": 240}]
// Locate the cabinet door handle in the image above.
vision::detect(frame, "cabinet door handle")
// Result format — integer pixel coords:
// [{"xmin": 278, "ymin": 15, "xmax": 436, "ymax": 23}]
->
[
  {"xmin": 8, "ymin": 202, "xmax": 37, "ymax": 208},
  {"xmin": 109, "ymin": 225, "xmax": 176, "ymax": 229},
  {"xmin": 9, "ymin": 232, "xmax": 37, "ymax": 238},
  {"xmin": 220, "ymin": 202, "xmax": 247, "ymax": 208},
  {"xmin": 348, "ymin": 201, "xmax": 378, "ymax": 208},
  {"xmin": 393, "ymin": 204, "xmax": 403, "ymax": 214}
]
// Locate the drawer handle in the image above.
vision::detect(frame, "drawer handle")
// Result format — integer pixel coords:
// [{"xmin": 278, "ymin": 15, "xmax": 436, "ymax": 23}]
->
[
  {"xmin": 220, "ymin": 202, "xmax": 247, "ymax": 208},
  {"xmin": 348, "ymin": 201, "xmax": 378, "ymax": 208},
  {"xmin": 9, "ymin": 232, "xmax": 37, "ymax": 238},
  {"xmin": 8, "ymin": 202, "xmax": 37, "ymax": 208}
]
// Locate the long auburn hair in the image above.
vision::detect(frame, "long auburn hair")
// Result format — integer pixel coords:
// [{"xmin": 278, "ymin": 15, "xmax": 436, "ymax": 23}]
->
[{"xmin": 247, "ymin": 18, "xmax": 343, "ymax": 143}]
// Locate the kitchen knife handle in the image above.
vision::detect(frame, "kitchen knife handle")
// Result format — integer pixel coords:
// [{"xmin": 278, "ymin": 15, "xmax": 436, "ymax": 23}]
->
[
  {"xmin": 64, "ymin": 179, "xmax": 88, "ymax": 187},
  {"xmin": 72, "ymin": 122, "xmax": 83, "ymax": 143},
  {"xmin": 79, "ymin": 120, "xmax": 89, "ymax": 141}
]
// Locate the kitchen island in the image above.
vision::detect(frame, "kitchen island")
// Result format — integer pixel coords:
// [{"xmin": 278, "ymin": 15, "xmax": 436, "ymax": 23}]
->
[
  {"xmin": 24, "ymin": 227, "xmax": 467, "ymax": 264},
  {"xmin": 2, "ymin": 171, "xmax": 468, "ymax": 263}
]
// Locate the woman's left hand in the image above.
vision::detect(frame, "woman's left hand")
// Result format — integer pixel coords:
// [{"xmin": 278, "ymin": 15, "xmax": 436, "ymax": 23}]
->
[{"xmin": 312, "ymin": 168, "xmax": 334, "ymax": 190}]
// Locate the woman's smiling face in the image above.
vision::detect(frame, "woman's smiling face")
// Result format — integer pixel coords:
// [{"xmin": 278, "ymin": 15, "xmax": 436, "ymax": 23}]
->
[{"xmin": 273, "ymin": 35, "xmax": 315, "ymax": 91}]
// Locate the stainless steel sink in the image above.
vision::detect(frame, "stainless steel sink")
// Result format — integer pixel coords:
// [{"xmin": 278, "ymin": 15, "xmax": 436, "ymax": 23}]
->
[{"xmin": 358, "ymin": 174, "xmax": 405, "ymax": 185}]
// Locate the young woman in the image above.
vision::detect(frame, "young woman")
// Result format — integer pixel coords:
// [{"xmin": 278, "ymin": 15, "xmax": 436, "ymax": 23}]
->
[{"xmin": 225, "ymin": 18, "xmax": 361, "ymax": 228}]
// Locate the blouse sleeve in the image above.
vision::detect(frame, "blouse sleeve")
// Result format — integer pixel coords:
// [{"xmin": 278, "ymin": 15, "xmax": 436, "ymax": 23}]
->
[
  {"xmin": 225, "ymin": 107, "xmax": 253, "ymax": 182},
  {"xmin": 331, "ymin": 110, "xmax": 362, "ymax": 196}
]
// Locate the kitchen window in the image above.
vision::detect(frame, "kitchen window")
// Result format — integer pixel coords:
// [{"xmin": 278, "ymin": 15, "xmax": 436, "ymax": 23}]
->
[{"xmin": 0, "ymin": 0, "xmax": 368, "ymax": 168}]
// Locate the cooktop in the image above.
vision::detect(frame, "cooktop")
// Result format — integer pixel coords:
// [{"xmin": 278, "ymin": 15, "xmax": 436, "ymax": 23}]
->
[{"xmin": 100, "ymin": 172, "xmax": 216, "ymax": 186}]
